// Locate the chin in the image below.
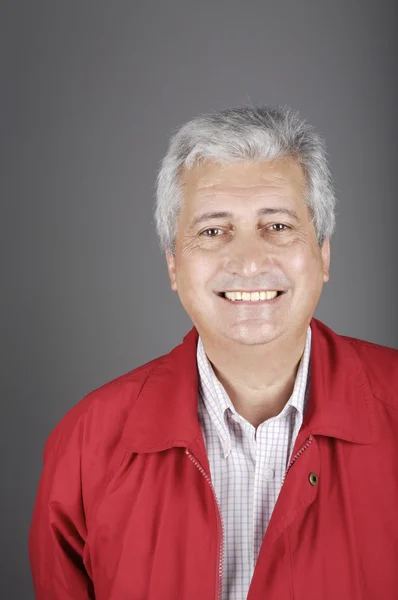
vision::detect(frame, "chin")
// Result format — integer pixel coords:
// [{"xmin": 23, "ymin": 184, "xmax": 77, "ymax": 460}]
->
[{"xmin": 220, "ymin": 322, "xmax": 284, "ymax": 346}]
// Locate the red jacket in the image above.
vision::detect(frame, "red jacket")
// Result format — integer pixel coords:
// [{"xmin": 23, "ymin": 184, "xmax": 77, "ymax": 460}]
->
[{"xmin": 29, "ymin": 319, "xmax": 398, "ymax": 600}]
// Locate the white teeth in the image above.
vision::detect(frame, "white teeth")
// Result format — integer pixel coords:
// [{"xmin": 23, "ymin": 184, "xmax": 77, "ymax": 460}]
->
[
  {"xmin": 265, "ymin": 291, "xmax": 278, "ymax": 300},
  {"xmin": 224, "ymin": 290, "xmax": 279, "ymax": 302}
]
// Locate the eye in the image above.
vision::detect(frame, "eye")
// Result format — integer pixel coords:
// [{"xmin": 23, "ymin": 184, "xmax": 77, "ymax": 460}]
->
[
  {"xmin": 200, "ymin": 227, "xmax": 224, "ymax": 237},
  {"xmin": 268, "ymin": 223, "xmax": 290, "ymax": 232}
]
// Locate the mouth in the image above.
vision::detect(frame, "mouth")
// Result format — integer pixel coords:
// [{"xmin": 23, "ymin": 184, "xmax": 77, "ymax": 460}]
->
[{"xmin": 216, "ymin": 290, "xmax": 285, "ymax": 303}]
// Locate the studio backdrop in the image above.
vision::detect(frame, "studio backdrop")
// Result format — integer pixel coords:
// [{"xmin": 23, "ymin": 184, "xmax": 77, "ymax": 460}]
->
[{"xmin": 1, "ymin": 1, "xmax": 397, "ymax": 598}]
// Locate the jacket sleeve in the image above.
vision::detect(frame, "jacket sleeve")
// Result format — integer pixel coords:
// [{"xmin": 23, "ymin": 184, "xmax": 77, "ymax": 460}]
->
[{"xmin": 29, "ymin": 413, "xmax": 95, "ymax": 599}]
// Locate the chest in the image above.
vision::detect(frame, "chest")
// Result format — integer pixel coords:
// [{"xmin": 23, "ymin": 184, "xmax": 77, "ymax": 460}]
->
[
  {"xmin": 85, "ymin": 438, "xmax": 398, "ymax": 600},
  {"xmin": 248, "ymin": 435, "xmax": 398, "ymax": 599}
]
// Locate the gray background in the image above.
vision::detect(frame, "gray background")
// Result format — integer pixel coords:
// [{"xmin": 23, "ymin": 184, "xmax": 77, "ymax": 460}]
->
[{"xmin": 1, "ymin": 1, "xmax": 397, "ymax": 597}]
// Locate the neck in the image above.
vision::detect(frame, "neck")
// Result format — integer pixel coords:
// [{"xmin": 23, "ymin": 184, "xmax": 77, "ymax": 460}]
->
[{"xmin": 200, "ymin": 328, "xmax": 309, "ymax": 428}]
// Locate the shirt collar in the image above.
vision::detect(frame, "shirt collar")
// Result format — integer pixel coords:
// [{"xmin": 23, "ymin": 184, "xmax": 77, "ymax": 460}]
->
[
  {"xmin": 197, "ymin": 327, "xmax": 312, "ymax": 459},
  {"xmin": 197, "ymin": 338, "xmax": 235, "ymax": 458}
]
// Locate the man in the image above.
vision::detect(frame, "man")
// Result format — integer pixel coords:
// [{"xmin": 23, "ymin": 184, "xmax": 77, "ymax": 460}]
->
[{"xmin": 29, "ymin": 106, "xmax": 398, "ymax": 600}]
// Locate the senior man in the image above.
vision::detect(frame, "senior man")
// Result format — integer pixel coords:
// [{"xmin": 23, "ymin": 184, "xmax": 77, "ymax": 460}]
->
[{"xmin": 30, "ymin": 106, "xmax": 398, "ymax": 600}]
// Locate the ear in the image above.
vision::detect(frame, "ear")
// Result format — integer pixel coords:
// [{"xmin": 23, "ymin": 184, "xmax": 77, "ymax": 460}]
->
[
  {"xmin": 321, "ymin": 237, "xmax": 331, "ymax": 283},
  {"xmin": 165, "ymin": 251, "xmax": 178, "ymax": 291}
]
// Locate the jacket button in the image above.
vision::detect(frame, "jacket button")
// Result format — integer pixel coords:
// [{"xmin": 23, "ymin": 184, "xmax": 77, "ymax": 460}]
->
[{"xmin": 308, "ymin": 472, "xmax": 318, "ymax": 486}]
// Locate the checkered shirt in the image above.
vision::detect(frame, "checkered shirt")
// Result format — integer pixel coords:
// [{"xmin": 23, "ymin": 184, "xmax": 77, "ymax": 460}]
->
[{"xmin": 196, "ymin": 327, "xmax": 311, "ymax": 600}]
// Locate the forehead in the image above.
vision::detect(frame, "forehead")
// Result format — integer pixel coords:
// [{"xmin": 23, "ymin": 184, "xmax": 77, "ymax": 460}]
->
[{"xmin": 179, "ymin": 157, "xmax": 307, "ymax": 212}]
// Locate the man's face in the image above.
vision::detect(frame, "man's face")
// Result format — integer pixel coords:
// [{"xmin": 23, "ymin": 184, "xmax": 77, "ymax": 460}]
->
[{"xmin": 166, "ymin": 158, "xmax": 330, "ymax": 346}]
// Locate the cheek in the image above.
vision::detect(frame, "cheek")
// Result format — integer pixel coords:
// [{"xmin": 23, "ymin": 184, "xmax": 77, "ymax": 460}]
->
[
  {"xmin": 176, "ymin": 253, "xmax": 218, "ymax": 294},
  {"xmin": 286, "ymin": 247, "xmax": 324, "ymax": 285}
]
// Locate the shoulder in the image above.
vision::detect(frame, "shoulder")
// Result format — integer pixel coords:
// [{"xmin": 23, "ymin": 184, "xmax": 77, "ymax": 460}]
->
[
  {"xmin": 340, "ymin": 333, "xmax": 398, "ymax": 406},
  {"xmin": 39, "ymin": 353, "xmax": 171, "ymax": 511},
  {"xmin": 43, "ymin": 327, "xmax": 199, "ymax": 458},
  {"xmin": 312, "ymin": 318, "xmax": 398, "ymax": 407},
  {"xmin": 341, "ymin": 334, "xmax": 398, "ymax": 370},
  {"xmin": 44, "ymin": 353, "xmax": 166, "ymax": 458}
]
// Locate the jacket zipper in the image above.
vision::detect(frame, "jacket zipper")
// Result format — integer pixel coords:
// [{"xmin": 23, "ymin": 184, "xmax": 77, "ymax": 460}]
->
[
  {"xmin": 185, "ymin": 449, "xmax": 224, "ymax": 600},
  {"xmin": 282, "ymin": 435, "xmax": 313, "ymax": 485}
]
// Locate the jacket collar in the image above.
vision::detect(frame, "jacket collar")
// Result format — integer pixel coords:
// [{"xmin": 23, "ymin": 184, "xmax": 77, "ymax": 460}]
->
[
  {"xmin": 122, "ymin": 318, "xmax": 379, "ymax": 453},
  {"xmin": 302, "ymin": 319, "xmax": 378, "ymax": 444}
]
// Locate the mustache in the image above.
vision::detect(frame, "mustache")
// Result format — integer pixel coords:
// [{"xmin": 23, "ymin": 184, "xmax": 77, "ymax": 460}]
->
[{"xmin": 213, "ymin": 273, "xmax": 291, "ymax": 292}]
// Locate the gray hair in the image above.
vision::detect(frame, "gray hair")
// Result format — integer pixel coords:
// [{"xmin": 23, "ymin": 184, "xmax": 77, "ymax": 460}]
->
[{"xmin": 155, "ymin": 105, "xmax": 336, "ymax": 254}]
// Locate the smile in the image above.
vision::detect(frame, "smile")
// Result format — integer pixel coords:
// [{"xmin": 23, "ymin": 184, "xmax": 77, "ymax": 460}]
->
[{"xmin": 218, "ymin": 290, "xmax": 284, "ymax": 302}]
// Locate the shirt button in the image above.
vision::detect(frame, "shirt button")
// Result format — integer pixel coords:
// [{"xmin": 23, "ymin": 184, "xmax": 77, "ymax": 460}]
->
[{"xmin": 264, "ymin": 467, "xmax": 275, "ymax": 481}]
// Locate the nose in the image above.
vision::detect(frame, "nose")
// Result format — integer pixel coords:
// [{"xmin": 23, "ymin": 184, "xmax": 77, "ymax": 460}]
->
[{"xmin": 222, "ymin": 230, "xmax": 271, "ymax": 277}]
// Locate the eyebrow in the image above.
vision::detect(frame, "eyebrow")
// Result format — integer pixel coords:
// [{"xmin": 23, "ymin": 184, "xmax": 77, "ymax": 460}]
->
[{"xmin": 189, "ymin": 207, "xmax": 300, "ymax": 228}]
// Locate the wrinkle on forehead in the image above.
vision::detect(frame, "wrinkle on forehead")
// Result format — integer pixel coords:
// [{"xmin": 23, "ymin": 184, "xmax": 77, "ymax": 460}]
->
[
  {"xmin": 180, "ymin": 158, "xmax": 306, "ymax": 203},
  {"xmin": 195, "ymin": 170, "xmax": 298, "ymax": 191},
  {"xmin": 196, "ymin": 175, "xmax": 292, "ymax": 191},
  {"xmin": 194, "ymin": 186, "xmax": 294, "ymax": 202}
]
